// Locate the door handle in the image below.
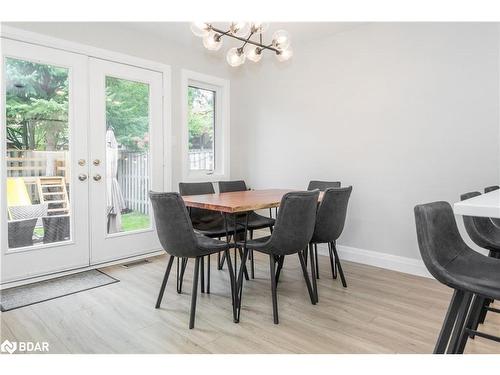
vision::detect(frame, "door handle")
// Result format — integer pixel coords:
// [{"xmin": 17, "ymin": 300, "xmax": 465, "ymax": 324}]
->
[
  {"xmin": 78, "ymin": 174, "xmax": 88, "ymax": 181},
  {"xmin": 93, "ymin": 174, "xmax": 102, "ymax": 182}
]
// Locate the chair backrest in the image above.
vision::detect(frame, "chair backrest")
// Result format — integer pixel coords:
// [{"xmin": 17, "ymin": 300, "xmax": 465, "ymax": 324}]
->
[
  {"xmin": 268, "ymin": 190, "xmax": 320, "ymax": 255},
  {"xmin": 307, "ymin": 180, "xmax": 341, "ymax": 191},
  {"xmin": 485, "ymin": 185, "xmax": 500, "ymax": 193},
  {"xmin": 312, "ymin": 186, "xmax": 352, "ymax": 243},
  {"xmin": 414, "ymin": 201, "xmax": 471, "ymax": 286},
  {"xmin": 179, "ymin": 182, "xmax": 215, "ymax": 196},
  {"xmin": 460, "ymin": 191, "xmax": 498, "ymax": 251},
  {"xmin": 178, "ymin": 182, "xmax": 220, "ymax": 224},
  {"xmin": 218, "ymin": 180, "xmax": 247, "ymax": 193},
  {"xmin": 149, "ymin": 191, "xmax": 198, "ymax": 258}
]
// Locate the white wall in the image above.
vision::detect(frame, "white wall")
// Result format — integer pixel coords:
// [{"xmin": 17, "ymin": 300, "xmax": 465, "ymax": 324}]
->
[
  {"xmin": 3, "ymin": 22, "xmax": 237, "ymax": 190},
  {"xmin": 231, "ymin": 23, "xmax": 500, "ymax": 262}
]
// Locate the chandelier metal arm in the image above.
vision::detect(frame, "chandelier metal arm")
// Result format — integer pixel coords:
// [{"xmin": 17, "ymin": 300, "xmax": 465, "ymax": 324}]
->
[{"xmin": 209, "ymin": 26, "xmax": 280, "ymax": 53}]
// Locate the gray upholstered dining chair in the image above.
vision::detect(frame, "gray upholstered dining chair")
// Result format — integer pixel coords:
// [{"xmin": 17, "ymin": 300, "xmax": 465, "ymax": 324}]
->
[
  {"xmin": 178, "ymin": 182, "xmax": 244, "ymax": 294},
  {"xmin": 305, "ymin": 180, "xmax": 341, "ymax": 275},
  {"xmin": 218, "ymin": 180, "xmax": 275, "ymax": 278},
  {"xmin": 149, "ymin": 191, "xmax": 234, "ymax": 329},
  {"xmin": 307, "ymin": 180, "xmax": 341, "ymax": 191},
  {"xmin": 237, "ymin": 190, "xmax": 319, "ymax": 324},
  {"xmin": 308, "ymin": 186, "xmax": 352, "ymax": 300},
  {"xmin": 414, "ymin": 201, "xmax": 500, "ymax": 353}
]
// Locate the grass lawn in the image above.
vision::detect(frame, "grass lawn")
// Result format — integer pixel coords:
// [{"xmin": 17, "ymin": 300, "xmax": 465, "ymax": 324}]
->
[{"xmin": 121, "ymin": 211, "xmax": 150, "ymax": 232}]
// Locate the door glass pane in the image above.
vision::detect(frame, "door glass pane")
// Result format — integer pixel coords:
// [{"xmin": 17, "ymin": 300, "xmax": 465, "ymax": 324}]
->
[
  {"xmin": 188, "ymin": 86, "xmax": 215, "ymax": 172},
  {"xmin": 5, "ymin": 57, "xmax": 71, "ymax": 249},
  {"xmin": 105, "ymin": 76, "xmax": 151, "ymax": 234}
]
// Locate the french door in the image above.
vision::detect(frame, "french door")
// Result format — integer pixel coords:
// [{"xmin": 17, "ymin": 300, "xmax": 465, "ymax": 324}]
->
[
  {"xmin": 88, "ymin": 58, "xmax": 163, "ymax": 264},
  {"xmin": 1, "ymin": 39, "xmax": 165, "ymax": 283}
]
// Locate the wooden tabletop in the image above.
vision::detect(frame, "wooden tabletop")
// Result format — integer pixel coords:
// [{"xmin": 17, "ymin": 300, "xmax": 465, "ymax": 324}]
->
[{"xmin": 183, "ymin": 189, "xmax": 318, "ymax": 213}]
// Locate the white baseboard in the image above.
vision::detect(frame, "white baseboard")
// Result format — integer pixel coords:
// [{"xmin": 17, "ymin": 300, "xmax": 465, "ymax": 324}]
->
[{"xmin": 316, "ymin": 243, "xmax": 432, "ymax": 279}]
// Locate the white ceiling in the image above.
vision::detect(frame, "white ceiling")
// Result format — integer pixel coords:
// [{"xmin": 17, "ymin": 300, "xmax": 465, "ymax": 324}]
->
[{"xmin": 121, "ymin": 22, "xmax": 365, "ymax": 49}]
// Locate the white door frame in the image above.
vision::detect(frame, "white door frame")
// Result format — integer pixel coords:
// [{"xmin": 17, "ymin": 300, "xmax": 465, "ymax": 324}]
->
[{"xmin": 0, "ymin": 26, "xmax": 172, "ymax": 286}]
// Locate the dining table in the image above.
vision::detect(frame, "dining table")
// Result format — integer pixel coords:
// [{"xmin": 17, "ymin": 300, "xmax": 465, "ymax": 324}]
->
[
  {"xmin": 453, "ymin": 189, "xmax": 500, "ymax": 218},
  {"xmin": 182, "ymin": 188, "xmax": 323, "ymax": 322}
]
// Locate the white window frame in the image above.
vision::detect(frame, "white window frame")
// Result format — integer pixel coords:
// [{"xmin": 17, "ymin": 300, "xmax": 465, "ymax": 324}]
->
[{"xmin": 181, "ymin": 69, "xmax": 230, "ymax": 182}]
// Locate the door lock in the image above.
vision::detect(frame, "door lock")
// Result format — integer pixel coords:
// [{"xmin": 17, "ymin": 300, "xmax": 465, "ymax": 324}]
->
[
  {"xmin": 93, "ymin": 159, "xmax": 101, "ymax": 166},
  {"xmin": 93, "ymin": 174, "xmax": 102, "ymax": 182},
  {"xmin": 78, "ymin": 174, "xmax": 88, "ymax": 181},
  {"xmin": 78, "ymin": 159, "xmax": 86, "ymax": 166}
]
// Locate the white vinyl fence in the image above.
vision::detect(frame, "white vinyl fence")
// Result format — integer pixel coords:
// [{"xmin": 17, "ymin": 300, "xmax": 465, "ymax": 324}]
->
[
  {"xmin": 188, "ymin": 149, "xmax": 214, "ymax": 171},
  {"xmin": 117, "ymin": 151, "xmax": 150, "ymax": 215}
]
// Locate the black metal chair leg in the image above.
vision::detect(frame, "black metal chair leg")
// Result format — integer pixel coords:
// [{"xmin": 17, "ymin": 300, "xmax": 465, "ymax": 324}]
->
[
  {"xmin": 200, "ymin": 256, "xmax": 205, "ymax": 293},
  {"xmin": 304, "ymin": 247, "xmax": 308, "ymax": 267},
  {"xmin": 177, "ymin": 257, "xmax": 188, "ymax": 294},
  {"xmin": 433, "ymin": 289, "xmax": 465, "ymax": 353},
  {"xmin": 309, "ymin": 243, "xmax": 319, "ymax": 302},
  {"xmin": 156, "ymin": 255, "xmax": 175, "ymax": 308},
  {"xmin": 189, "ymin": 257, "xmax": 200, "ymax": 329},
  {"xmin": 298, "ymin": 252, "xmax": 317, "ymax": 305},
  {"xmin": 250, "ymin": 250, "xmax": 255, "ymax": 279},
  {"xmin": 238, "ymin": 247, "xmax": 250, "ymax": 281},
  {"xmin": 176, "ymin": 257, "xmax": 180, "ymax": 293},
  {"xmin": 328, "ymin": 242, "xmax": 337, "ymax": 279},
  {"xmin": 446, "ymin": 292, "xmax": 473, "ymax": 354},
  {"xmin": 219, "ymin": 251, "xmax": 226, "ymax": 270},
  {"xmin": 224, "ymin": 249, "xmax": 238, "ymax": 322},
  {"xmin": 236, "ymin": 248, "xmax": 249, "ymax": 322},
  {"xmin": 314, "ymin": 243, "xmax": 320, "ymax": 279},
  {"xmin": 207, "ymin": 254, "xmax": 211, "ymax": 294},
  {"xmin": 249, "ymin": 230, "xmax": 255, "ymax": 279},
  {"xmin": 217, "ymin": 251, "xmax": 221, "ymax": 270},
  {"xmin": 275, "ymin": 255, "xmax": 285, "ymax": 283},
  {"xmin": 331, "ymin": 242, "xmax": 347, "ymax": 288},
  {"xmin": 456, "ymin": 294, "xmax": 483, "ymax": 353},
  {"xmin": 470, "ymin": 296, "xmax": 487, "ymax": 338},
  {"xmin": 269, "ymin": 254, "xmax": 279, "ymax": 324}
]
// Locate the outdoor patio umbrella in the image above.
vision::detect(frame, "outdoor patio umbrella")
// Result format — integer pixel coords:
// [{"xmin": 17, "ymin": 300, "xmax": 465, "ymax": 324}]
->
[{"xmin": 106, "ymin": 128, "xmax": 126, "ymax": 234}]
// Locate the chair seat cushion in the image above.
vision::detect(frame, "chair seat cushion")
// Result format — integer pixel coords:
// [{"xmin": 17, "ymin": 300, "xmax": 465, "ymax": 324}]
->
[
  {"xmin": 195, "ymin": 233, "xmax": 231, "ymax": 254},
  {"xmin": 444, "ymin": 250, "xmax": 500, "ymax": 300},
  {"xmin": 245, "ymin": 212, "xmax": 275, "ymax": 230},
  {"xmin": 193, "ymin": 215, "xmax": 244, "ymax": 238},
  {"xmin": 237, "ymin": 236, "xmax": 273, "ymax": 253}
]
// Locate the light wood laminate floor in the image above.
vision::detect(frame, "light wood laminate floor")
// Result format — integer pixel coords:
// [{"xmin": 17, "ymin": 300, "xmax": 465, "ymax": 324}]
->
[{"xmin": 1, "ymin": 245, "xmax": 499, "ymax": 354}]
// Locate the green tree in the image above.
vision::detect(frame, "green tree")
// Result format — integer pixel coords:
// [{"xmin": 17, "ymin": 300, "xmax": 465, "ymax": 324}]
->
[
  {"xmin": 5, "ymin": 58, "xmax": 69, "ymax": 151},
  {"xmin": 105, "ymin": 77, "xmax": 150, "ymax": 152},
  {"xmin": 188, "ymin": 86, "xmax": 214, "ymax": 150}
]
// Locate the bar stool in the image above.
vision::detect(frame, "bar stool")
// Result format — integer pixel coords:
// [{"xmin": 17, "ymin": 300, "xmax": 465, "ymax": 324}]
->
[
  {"xmin": 414, "ymin": 201, "xmax": 500, "ymax": 353},
  {"xmin": 460, "ymin": 191, "xmax": 500, "ymax": 337}
]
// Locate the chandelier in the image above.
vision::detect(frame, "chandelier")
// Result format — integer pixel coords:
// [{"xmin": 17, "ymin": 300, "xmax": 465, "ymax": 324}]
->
[{"xmin": 190, "ymin": 22, "xmax": 293, "ymax": 67}]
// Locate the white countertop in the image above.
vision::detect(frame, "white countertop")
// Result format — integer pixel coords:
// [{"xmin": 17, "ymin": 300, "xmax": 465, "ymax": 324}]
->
[{"xmin": 453, "ymin": 190, "xmax": 500, "ymax": 218}]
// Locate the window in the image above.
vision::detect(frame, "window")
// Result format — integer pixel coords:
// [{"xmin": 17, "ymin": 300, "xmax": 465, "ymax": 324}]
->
[{"xmin": 182, "ymin": 70, "xmax": 229, "ymax": 181}]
